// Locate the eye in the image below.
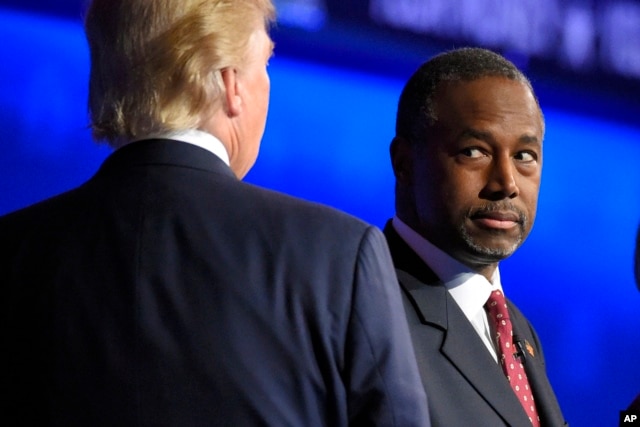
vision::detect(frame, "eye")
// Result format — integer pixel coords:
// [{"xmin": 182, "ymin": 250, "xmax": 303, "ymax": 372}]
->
[
  {"xmin": 460, "ymin": 147, "xmax": 484, "ymax": 158},
  {"xmin": 514, "ymin": 151, "xmax": 537, "ymax": 162}
]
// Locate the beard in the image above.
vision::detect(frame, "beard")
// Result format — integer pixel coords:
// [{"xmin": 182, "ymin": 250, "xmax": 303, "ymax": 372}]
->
[
  {"xmin": 458, "ymin": 202, "xmax": 529, "ymax": 262},
  {"xmin": 459, "ymin": 224, "xmax": 524, "ymax": 261}
]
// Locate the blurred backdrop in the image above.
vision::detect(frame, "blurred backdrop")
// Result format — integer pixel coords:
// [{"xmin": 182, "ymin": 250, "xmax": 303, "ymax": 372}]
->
[{"xmin": 1, "ymin": 1, "xmax": 640, "ymax": 426}]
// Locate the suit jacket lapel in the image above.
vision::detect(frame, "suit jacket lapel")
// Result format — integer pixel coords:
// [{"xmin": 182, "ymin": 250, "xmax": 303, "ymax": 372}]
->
[
  {"xmin": 385, "ymin": 222, "xmax": 532, "ymax": 426},
  {"xmin": 510, "ymin": 305, "xmax": 565, "ymax": 426}
]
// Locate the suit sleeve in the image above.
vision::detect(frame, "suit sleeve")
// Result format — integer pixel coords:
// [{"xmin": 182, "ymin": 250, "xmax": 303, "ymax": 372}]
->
[{"xmin": 345, "ymin": 226, "xmax": 430, "ymax": 427}]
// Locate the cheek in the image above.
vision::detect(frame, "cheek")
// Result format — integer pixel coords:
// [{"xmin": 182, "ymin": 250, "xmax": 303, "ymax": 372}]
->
[
  {"xmin": 414, "ymin": 171, "xmax": 466, "ymax": 219},
  {"xmin": 443, "ymin": 168, "xmax": 483, "ymax": 202},
  {"xmin": 523, "ymin": 190, "xmax": 539, "ymax": 224},
  {"xmin": 262, "ymin": 71, "xmax": 270, "ymax": 96},
  {"xmin": 518, "ymin": 176, "xmax": 541, "ymax": 210},
  {"xmin": 258, "ymin": 73, "xmax": 270, "ymax": 116},
  {"xmin": 413, "ymin": 153, "xmax": 479, "ymax": 215}
]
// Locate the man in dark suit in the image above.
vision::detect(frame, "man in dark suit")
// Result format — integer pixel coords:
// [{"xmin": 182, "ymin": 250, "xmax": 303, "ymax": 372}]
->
[
  {"xmin": 384, "ymin": 47, "xmax": 567, "ymax": 426},
  {"xmin": 0, "ymin": 0, "xmax": 429, "ymax": 425}
]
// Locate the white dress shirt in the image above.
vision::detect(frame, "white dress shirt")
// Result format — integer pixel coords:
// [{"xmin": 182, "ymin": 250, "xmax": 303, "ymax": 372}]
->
[
  {"xmin": 131, "ymin": 129, "xmax": 230, "ymax": 166},
  {"xmin": 392, "ymin": 216, "xmax": 503, "ymax": 362}
]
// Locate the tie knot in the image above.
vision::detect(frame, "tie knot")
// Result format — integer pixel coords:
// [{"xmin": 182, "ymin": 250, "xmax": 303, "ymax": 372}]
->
[{"xmin": 485, "ymin": 289, "xmax": 510, "ymax": 321}]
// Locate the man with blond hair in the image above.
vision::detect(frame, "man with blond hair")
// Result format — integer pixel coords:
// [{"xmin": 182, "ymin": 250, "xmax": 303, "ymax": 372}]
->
[{"xmin": 0, "ymin": 1, "xmax": 429, "ymax": 425}]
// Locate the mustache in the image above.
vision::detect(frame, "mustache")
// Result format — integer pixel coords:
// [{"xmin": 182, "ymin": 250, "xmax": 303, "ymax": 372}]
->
[{"xmin": 467, "ymin": 202, "xmax": 528, "ymax": 225}]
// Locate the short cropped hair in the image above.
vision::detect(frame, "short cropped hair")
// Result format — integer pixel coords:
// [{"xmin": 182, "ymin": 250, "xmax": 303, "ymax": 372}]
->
[
  {"xmin": 85, "ymin": 0, "xmax": 276, "ymax": 146},
  {"xmin": 395, "ymin": 47, "xmax": 542, "ymax": 145}
]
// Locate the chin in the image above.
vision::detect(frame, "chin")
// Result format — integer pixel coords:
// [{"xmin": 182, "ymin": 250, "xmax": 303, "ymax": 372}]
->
[
  {"xmin": 461, "ymin": 224, "xmax": 525, "ymax": 258},
  {"xmin": 475, "ymin": 246, "xmax": 517, "ymax": 262},
  {"xmin": 462, "ymin": 236, "xmax": 522, "ymax": 262}
]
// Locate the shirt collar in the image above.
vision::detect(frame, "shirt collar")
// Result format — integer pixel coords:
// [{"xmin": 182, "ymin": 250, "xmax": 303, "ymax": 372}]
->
[
  {"xmin": 392, "ymin": 215, "xmax": 503, "ymax": 320},
  {"xmin": 131, "ymin": 129, "xmax": 230, "ymax": 166}
]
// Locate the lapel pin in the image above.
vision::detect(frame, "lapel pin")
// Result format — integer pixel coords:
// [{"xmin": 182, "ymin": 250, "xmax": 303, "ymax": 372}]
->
[{"xmin": 525, "ymin": 340, "xmax": 535, "ymax": 357}]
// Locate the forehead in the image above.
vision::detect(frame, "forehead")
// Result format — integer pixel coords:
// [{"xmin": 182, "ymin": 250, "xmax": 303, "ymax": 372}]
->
[{"xmin": 433, "ymin": 77, "xmax": 543, "ymax": 133}]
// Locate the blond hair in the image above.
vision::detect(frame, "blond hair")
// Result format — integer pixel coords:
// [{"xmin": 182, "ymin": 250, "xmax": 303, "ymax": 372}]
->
[{"xmin": 85, "ymin": 0, "xmax": 276, "ymax": 147}]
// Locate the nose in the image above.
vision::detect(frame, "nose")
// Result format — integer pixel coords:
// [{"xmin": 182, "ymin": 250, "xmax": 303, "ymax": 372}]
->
[{"xmin": 480, "ymin": 155, "xmax": 519, "ymax": 200}]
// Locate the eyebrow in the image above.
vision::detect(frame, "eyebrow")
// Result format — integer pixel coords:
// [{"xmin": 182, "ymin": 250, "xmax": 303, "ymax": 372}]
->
[
  {"xmin": 460, "ymin": 128, "xmax": 490, "ymax": 141},
  {"xmin": 517, "ymin": 134, "xmax": 542, "ymax": 145},
  {"xmin": 460, "ymin": 128, "xmax": 541, "ymax": 145}
]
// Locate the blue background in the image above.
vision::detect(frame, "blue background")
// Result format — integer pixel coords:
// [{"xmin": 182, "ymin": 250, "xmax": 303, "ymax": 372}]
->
[{"xmin": 1, "ymin": 4, "xmax": 640, "ymax": 426}]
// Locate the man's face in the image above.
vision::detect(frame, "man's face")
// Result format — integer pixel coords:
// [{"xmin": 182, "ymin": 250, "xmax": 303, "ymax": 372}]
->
[{"xmin": 409, "ymin": 76, "xmax": 544, "ymax": 268}]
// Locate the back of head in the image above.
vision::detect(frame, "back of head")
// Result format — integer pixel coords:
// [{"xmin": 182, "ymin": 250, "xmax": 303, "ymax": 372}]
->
[
  {"xmin": 395, "ymin": 47, "xmax": 540, "ymax": 145},
  {"xmin": 85, "ymin": 0, "xmax": 275, "ymax": 147}
]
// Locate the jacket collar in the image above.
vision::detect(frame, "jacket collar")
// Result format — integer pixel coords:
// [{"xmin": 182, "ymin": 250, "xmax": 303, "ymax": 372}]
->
[{"xmin": 97, "ymin": 139, "xmax": 236, "ymax": 180}]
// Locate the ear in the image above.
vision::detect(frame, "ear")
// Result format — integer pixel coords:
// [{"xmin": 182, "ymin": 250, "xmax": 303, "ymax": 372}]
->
[
  {"xmin": 390, "ymin": 136, "xmax": 413, "ymax": 185},
  {"xmin": 220, "ymin": 68, "xmax": 242, "ymax": 117}
]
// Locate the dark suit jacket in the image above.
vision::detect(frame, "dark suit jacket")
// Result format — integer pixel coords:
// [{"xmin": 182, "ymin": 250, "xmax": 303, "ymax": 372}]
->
[
  {"xmin": 384, "ymin": 222, "xmax": 567, "ymax": 427},
  {"xmin": 0, "ymin": 140, "xmax": 430, "ymax": 427},
  {"xmin": 629, "ymin": 393, "xmax": 640, "ymax": 412}
]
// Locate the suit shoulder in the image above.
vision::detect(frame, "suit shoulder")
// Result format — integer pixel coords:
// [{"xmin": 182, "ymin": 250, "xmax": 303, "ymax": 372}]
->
[
  {"xmin": 0, "ymin": 187, "xmax": 83, "ymax": 227},
  {"xmin": 239, "ymin": 181, "xmax": 372, "ymax": 233}
]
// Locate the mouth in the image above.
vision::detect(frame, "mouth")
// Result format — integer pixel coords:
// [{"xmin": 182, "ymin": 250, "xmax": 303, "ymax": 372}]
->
[{"xmin": 470, "ymin": 210, "xmax": 523, "ymax": 230}]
